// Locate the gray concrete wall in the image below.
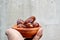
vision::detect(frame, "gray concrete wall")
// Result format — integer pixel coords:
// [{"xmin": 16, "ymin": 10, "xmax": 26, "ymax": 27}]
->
[{"xmin": 0, "ymin": 0, "xmax": 60, "ymax": 40}]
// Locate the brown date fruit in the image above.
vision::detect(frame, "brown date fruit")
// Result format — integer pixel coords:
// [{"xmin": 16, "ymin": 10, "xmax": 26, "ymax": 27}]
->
[
  {"xmin": 25, "ymin": 23, "xmax": 33, "ymax": 28},
  {"xmin": 17, "ymin": 19, "xmax": 24, "ymax": 25},
  {"xmin": 24, "ymin": 16, "xmax": 36, "ymax": 24},
  {"xmin": 17, "ymin": 24, "xmax": 26, "ymax": 28},
  {"xmin": 33, "ymin": 22, "xmax": 40, "ymax": 27}
]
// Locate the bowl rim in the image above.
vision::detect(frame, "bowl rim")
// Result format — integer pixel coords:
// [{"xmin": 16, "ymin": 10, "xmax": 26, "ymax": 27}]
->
[{"xmin": 12, "ymin": 24, "xmax": 40, "ymax": 30}]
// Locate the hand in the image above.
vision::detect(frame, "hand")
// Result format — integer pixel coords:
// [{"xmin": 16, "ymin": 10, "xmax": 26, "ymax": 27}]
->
[{"xmin": 5, "ymin": 28, "xmax": 43, "ymax": 40}]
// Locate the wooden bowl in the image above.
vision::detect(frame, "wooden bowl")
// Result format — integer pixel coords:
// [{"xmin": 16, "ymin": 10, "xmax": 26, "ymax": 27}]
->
[{"xmin": 12, "ymin": 24, "xmax": 40, "ymax": 38}]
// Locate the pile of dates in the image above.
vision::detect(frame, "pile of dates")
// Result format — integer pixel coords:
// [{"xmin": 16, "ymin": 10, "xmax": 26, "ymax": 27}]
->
[{"xmin": 17, "ymin": 16, "xmax": 41, "ymax": 28}]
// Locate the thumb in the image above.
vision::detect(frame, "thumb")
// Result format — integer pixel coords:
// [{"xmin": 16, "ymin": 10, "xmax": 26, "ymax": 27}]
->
[{"xmin": 32, "ymin": 28, "xmax": 43, "ymax": 40}]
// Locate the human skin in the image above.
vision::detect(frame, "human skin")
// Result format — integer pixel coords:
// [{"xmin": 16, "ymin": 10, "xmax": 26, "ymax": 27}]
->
[{"xmin": 5, "ymin": 28, "xmax": 43, "ymax": 40}]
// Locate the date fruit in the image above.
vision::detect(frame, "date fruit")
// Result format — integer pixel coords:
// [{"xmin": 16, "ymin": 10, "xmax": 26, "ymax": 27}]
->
[
  {"xmin": 24, "ymin": 16, "xmax": 36, "ymax": 24},
  {"xmin": 17, "ymin": 16, "xmax": 40, "ymax": 28},
  {"xmin": 17, "ymin": 24, "xmax": 26, "ymax": 28},
  {"xmin": 33, "ymin": 22, "xmax": 39, "ymax": 27},
  {"xmin": 25, "ymin": 23, "xmax": 33, "ymax": 28},
  {"xmin": 17, "ymin": 19, "xmax": 24, "ymax": 25}
]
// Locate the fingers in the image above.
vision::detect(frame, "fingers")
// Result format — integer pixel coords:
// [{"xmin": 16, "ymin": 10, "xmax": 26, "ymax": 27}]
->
[
  {"xmin": 32, "ymin": 28, "xmax": 43, "ymax": 40},
  {"xmin": 5, "ymin": 28, "xmax": 24, "ymax": 40},
  {"xmin": 36, "ymin": 28, "xmax": 43, "ymax": 37}
]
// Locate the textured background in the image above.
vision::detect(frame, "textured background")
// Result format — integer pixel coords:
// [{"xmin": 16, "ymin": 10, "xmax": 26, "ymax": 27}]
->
[{"xmin": 0, "ymin": 0, "xmax": 60, "ymax": 40}]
